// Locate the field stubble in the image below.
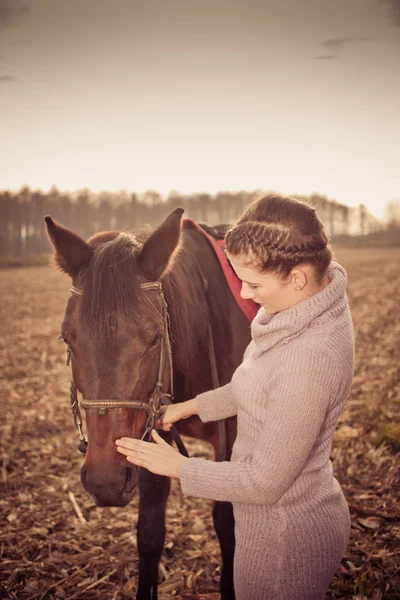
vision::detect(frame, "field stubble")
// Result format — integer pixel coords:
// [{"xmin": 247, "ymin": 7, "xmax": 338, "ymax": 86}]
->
[{"xmin": 0, "ymin": 247, "xmax": 399, "ymax": 599}]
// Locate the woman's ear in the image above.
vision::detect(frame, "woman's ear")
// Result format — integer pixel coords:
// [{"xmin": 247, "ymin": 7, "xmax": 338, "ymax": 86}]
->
[{"xmin": 291, "ymin": 268, "xmax": 308, "ymax": 290}]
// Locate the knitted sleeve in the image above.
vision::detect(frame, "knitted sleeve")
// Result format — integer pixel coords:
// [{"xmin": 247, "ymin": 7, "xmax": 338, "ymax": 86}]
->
[
  {"xmin": 195, "ymin": 341, "xmax": 254, "ymax": 422},
  {"xmin": 180, "ymin": 348, "xmax": 340, "ymax": 504},
  {"xmin": 196, "ymin": 381, "xmax": 236, "ymax": 422}
]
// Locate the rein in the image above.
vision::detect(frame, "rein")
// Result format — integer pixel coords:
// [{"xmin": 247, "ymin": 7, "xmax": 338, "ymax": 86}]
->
[
  {"xmin": 67, "ymin": 281, "xmax": 189, "ymax": 457},
  {"xmin": 193, "ymin": 257, "xmax": 226, "ymax": 462}
]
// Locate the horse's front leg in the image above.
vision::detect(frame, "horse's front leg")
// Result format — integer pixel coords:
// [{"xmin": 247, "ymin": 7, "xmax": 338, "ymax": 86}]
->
[
  {"xmin": 213, "ymin": 500, "xmax": 236, "ymax": 600},
  {"xmin": 136, "ymin": 468, "xmax": 171, "ymax": 600}
]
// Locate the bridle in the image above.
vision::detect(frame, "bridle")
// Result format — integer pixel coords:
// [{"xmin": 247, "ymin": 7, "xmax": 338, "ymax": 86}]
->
[{"xmin": 67, "ymin": 280, "xmax": 189, "ymax": 457}]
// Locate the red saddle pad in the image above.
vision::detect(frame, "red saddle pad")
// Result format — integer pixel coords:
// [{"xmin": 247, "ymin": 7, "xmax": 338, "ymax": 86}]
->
[{"xmin": 182, "ymin": 219, "xmax": 258, "ymax": 322}]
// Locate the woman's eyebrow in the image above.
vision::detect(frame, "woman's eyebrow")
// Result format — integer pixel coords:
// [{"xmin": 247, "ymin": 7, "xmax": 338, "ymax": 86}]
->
[{"xmin": 242, "ymin": 280, "xmax": 259, "ymax": 285}]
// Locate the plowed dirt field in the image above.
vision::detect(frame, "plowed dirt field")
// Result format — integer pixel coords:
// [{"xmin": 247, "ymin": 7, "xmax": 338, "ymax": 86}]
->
[{"xmin": 1, "ymin": 247, "xmax": 399, "ymax": 599}]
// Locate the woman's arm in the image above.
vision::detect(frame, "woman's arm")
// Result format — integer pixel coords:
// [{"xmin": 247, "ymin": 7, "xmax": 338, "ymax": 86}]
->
[
  {"xmin": 193, "ymin": 341, "xmax": 255, "ymax": 423},
  {"xmin": 196, "ymin": 380, "xmax": 237, "ymax": 422},
  {"xmin": 180, "ymin": 347, "xmax": 340, "ymax": 504},
  {"xmin": 158, "ymin": 381, "xmax": 237, "ymax": 431}
]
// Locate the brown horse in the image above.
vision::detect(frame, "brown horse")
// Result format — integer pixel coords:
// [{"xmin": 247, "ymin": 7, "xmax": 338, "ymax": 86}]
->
[{"xmin": 45, "ymin": 208, "xmax": 251, "ymax": 600}]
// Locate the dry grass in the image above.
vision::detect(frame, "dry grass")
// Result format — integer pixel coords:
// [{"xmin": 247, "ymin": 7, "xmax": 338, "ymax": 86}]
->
[{"xmin": 0, "ymin": 247, "xmax": 399, "ymax": 599}]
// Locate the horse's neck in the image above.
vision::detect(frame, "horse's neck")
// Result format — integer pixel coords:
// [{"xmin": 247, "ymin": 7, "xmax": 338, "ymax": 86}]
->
[{"xmin": 163, "ymin": 236, "xmax": 216, "ymax": 401}]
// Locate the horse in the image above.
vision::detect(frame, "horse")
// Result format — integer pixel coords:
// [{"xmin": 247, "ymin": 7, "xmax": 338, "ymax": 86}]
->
[{"xmin": 45, "ymin": 208, "xmax": 252, "ymax": 600}]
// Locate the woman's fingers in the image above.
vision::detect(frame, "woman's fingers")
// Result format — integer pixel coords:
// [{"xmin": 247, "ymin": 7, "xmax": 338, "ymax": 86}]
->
[
  {"xmin": 158, "ymin": 419, "xmax": 173, "ymax": 431},
  {"xmin": 158, "ymin": 406, "xmax": 172, "ymax": 424},
  {"xmin": 158, "ymin": 409, "xmax": 168, "ymax": 429},
  {"xmin": 115, "ymin": 434, "xmax": 173, "ymax": 457},
  {"xmin": 116, "ymin": 442, "xmax": 154, "ymax": 467},
  {"xmin": 115, "ymin": 432, "xmax": 189, "ymax": 478},
  {"xmin": 158, "ymin": 408, "xmax": 173, "ymax": 430},
  {"xmin": 158, "ymin": 404, "xmax": 184, "ymax": 427},
  {"xmin": 115, "ymin": 437, "xmax": 141, "ymax": 451},
  {"xmin": 151, "ymin": 429, "xmax": 169, "ymax": 444}
]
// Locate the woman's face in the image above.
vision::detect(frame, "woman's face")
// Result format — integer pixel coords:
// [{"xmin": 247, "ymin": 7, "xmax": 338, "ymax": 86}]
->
[{"xmin": 228, "ymin": 255, "xmax": 307, "ymax": 315}]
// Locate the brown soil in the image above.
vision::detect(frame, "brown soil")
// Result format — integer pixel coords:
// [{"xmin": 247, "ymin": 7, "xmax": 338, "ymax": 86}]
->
[{"xmin": 1, "ymin": 247, "xmax": 399, "ymax": 599}]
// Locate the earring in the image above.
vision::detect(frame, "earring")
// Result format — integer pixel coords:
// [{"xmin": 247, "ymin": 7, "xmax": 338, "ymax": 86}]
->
[{"xmin": 295, "ymin": 285, "xmax": 303, "ymax": 291}]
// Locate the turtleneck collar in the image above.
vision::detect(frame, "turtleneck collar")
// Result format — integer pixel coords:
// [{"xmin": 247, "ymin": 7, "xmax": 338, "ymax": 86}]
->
[{"xmin": 250, "ymin": 261, "xmax": 348, "ymax": 353}]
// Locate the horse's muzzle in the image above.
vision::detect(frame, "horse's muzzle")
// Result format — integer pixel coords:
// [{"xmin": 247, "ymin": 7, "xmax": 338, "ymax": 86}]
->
[{"xmin": 81, "ymin": 463, "xmax": 138, "ymax": 507}]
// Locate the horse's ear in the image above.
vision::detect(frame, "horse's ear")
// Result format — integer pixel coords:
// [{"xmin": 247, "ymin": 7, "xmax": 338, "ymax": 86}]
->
[
  {"xmin": 137, "ymin": 208, "xmax": 184, "ymax": 281},
  {"xmin": 45, "ymin": 216, "xmax": 93, "ymax": 278}
]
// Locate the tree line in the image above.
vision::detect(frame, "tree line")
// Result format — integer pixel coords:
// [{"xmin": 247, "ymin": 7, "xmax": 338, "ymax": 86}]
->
[{"xmin": 0, "ymin": 186, "xmax": 384, "ymax": 257}]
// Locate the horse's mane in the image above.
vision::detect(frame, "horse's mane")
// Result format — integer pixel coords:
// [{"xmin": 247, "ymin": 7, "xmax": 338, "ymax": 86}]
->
[{"xmin": 79, "ymin": 228, "xmax": 209, "ymax": 378}]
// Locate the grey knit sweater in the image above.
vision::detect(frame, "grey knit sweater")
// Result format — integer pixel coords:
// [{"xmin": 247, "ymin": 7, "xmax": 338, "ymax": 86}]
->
[{"xmin": 180, "ymin": 261, "xmax": 354, "ymax": 600}]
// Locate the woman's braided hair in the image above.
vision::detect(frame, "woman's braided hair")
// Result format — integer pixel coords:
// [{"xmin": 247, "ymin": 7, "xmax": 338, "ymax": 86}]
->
[{"xmin": 224, "ymin": 192, "xmax": 332, "ymax": 283}]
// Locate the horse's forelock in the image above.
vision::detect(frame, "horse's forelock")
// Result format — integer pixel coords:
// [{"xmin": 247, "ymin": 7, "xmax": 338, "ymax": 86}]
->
[{"xmin": 80, "ymin": 232, "xmax": 156, "ymax": 340}]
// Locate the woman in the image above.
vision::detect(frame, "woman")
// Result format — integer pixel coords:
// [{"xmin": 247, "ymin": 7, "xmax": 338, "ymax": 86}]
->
[{"xmin": 116, "ymin": 192, "xmax": 355, "ymax": 600}]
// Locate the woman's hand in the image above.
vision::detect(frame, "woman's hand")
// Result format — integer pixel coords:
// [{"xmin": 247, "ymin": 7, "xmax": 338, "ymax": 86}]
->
[
  {"xmin": 115, "ymin": 430, "xmax": 190, "ymax": 478},
  {"xmin": 158, "ymin": 398, "xmax": 198, "ymax": 431}
]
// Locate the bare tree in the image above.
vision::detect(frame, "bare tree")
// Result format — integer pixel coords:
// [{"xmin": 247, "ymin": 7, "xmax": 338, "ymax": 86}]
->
[{"xmin": 385, "ymin": 199, "xmax": 400, "ymax": 228}]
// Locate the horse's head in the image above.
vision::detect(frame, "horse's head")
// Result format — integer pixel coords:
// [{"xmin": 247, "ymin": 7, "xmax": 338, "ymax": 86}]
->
[{"xmin": 45, "ymin": 209, "xmax": 183, "ymax": 506}]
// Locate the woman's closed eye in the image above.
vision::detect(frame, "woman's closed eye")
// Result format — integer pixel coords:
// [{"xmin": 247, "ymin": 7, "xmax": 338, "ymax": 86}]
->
[{"xmin": 243, "ymin": 282, "xmax": 259, "ymax": 290}]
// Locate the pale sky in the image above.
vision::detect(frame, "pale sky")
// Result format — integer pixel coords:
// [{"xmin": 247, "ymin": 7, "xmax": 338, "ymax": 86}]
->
[{"xmin": 1, "ymin": 0, "xmax": 399, "ymax": 219}]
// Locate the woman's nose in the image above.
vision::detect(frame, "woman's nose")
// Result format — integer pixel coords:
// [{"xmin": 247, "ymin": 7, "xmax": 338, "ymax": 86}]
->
[{"xmin": 240, "ymin": 283, "xmax": 253, "ymax": 300}]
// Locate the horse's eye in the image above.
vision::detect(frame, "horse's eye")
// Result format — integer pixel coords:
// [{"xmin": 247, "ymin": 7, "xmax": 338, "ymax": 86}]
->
[
  {"xmin": 58, "ymin": 334, "xmax": 68, "ymax": 344},
  {"xmin": 150, "ymin": 332, "xmax": 164, "ymax": 347}
]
